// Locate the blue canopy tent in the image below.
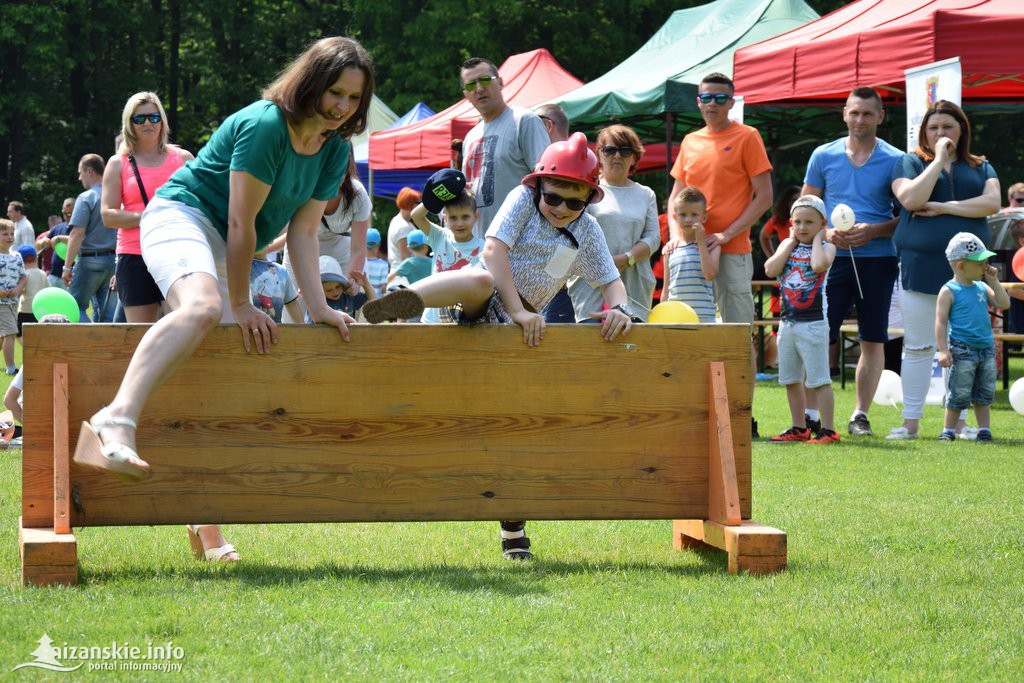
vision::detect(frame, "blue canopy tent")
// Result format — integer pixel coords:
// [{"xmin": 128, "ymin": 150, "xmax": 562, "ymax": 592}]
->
[{"xmin": 355, "ymin": 102, "xmax": 436, "ymax": 199}]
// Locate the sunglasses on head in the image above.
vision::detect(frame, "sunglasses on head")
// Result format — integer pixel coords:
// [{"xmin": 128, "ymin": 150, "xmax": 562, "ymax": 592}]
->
[
  {"xmin": 540, "ymin": 189, "xmax": 590, "ymax": 212},
  {"xmin": 601, "ymin": 145, "xmax": 634, "ymax": 157},
  {"xmin": 130, "ymin": 113, "xmax": 162, "ymax": 125},
  {"xmin": 697, "ymin": 93, "xmax": 732, "ymax": 105},
  {"xmin": 463, "ymin": 75, "xmax": 497, "ymax": 92}
]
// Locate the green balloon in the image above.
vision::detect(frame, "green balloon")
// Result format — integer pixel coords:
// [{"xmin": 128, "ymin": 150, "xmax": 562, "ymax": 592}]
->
[
  {"xmin": 54, "ymin": 241, "xmax": 68, "ymax": 260},
  {"xmin": 32, "ymin": 287, "xmax": 80, "ymax": 322}
]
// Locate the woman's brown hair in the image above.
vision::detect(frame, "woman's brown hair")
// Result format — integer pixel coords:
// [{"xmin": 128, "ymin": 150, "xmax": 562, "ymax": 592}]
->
[
  {"xmin": 596, "ymin": 124, "xmax": 644, "ymax": 175},
  {"xmin": 263, "ymin": 36, "xmax": 375, "ymax": 139},
  {"xmin": 914, "ymin": 100, "xmax": 984, "ymax": 168}
]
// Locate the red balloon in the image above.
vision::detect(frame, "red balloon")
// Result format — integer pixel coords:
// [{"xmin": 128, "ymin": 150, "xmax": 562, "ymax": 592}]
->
[{"xmin": 1014, "ymin": 247, "xmax": 1024, "ymax": 281}]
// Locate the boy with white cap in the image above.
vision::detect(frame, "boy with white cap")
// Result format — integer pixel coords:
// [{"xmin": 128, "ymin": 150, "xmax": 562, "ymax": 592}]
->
[
  {"xmin": 934, "ymin": 232, "xmax": 1010, "ymax": 442},
  {"xmin": 763, "ymin": 194, "xmax": 839, "ymax": 444}
]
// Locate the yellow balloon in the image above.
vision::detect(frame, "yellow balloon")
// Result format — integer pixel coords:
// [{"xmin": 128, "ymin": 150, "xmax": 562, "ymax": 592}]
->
[{"xmin": 648, "ymin": 301, "xmax": 700, "ymax": 323}]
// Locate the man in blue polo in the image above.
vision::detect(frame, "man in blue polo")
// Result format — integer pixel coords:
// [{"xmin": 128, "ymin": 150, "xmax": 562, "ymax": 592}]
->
[
  {"xmin": 62, "ymin": 153, "xmax": 117, "ymax": 322},
  {"xmin": 801, "ymin": 87, "xmax": 902, "ymax": 436}
]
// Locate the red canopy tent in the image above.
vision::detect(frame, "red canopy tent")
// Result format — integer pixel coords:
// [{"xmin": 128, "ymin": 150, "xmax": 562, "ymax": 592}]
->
[
  {"xmin": 733, "ymin": 0, "xmax": 1024, "ymax": 104},
  {"xmin": 370, "ymin": 48, "xmax": 677, "ymax": 174}
]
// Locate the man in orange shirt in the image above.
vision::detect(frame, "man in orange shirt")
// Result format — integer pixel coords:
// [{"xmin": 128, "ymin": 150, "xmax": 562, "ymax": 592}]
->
[
  {"xmin": 665, "ymin": 72, "xmax": 773, "ymax": 324},
  {"xmin": 664, "ymin": 72, "xmax": 773, "ymax": 435}
]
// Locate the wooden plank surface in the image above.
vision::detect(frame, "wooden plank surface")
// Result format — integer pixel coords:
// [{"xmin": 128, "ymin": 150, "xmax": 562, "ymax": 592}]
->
[
  {"xmin": 707, "ymin": 362, "xmax": 741, "ymax": 525},
  {"xmin": 52, "ymin": 364, "xmax": 70, "ymax": 534},
  {"xmin": 22, "ymin": 324, "xmax": 752, "ymax": 526}
]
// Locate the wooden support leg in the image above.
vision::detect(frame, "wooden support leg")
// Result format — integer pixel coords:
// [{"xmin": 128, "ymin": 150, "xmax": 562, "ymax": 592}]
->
[
  {"xmin": 674, "ymin": 519, "xmax": 786, "ymax": 574},
  {"xmin": 19, "ymin": 517, "xmax": 78, "ymax": 586}
]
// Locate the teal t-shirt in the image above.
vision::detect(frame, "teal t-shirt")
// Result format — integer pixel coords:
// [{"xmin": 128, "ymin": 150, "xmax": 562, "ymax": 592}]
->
[
  {"xmin": 157, "ymin": 100, "xmax": 349, "ymax": 250},
  {"xmin": 395, "ymin": 255, "xmax": 433, "ymax": 284}
]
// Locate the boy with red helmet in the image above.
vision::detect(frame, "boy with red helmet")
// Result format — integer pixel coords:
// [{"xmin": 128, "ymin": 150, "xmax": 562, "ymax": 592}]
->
[{"xmin": 362, "ymin": 132, "xmax": 635, "ymax": 560}]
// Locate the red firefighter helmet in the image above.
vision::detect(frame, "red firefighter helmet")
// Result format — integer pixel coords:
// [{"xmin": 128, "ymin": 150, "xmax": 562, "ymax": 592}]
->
[{"xmin": 521, "ymin": 132, "xmax": 603, "ymax": 202}]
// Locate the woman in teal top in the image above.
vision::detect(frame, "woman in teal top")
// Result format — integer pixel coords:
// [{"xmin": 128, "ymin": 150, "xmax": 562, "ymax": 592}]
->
[
  {"xmin": 887, "ymin": 100, "xmax": 1000, "ymax": 440},
  {"xmin": 72, "ymin": 37, "xmax": 375, "ymax": 561}
]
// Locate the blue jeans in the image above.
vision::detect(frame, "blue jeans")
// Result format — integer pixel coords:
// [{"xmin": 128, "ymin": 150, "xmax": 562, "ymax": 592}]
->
[
  {"xmin": 945, "ymin": 339, "xmax": 995, "ymax": 410},
  {"xmin": 67, "ymin": 254, "xmax": 116, "ymax": 323}
]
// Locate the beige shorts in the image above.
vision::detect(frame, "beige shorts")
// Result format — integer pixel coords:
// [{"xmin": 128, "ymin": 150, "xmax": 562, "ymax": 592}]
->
[
  {"xmin": 0, "ymin": 302, "xmax": 16, "ymax": 337},
  {"xmin": 713, "ymin": 252, "xmax": 754, "ymax": 325}
]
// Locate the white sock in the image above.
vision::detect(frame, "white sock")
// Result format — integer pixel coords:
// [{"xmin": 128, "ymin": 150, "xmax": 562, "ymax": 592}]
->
[
  {"xmin": 805, "ymin": 409, "xmax": 819, "ymax": 421},
  {"xmin": 500, "ymin": 529, "xmax": 525, "ymax": 540}
]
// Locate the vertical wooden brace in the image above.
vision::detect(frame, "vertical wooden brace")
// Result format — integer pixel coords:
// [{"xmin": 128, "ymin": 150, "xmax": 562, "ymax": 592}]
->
[
  {"xmin": 53, "ymin": 363, "xmax": 70, "ymax": 534},
  {"xmin": 707, "ymin": 361, "xmax": 741, "ymax": 525}
]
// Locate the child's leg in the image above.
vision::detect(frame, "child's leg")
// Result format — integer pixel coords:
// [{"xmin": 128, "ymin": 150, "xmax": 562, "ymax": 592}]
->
[
  {"xmin": 785, "ymin": 383, "xmax": 807, "ymax": 428},
  {"xmin": 413, "ymin": 269, "xmax": 493, "ymax": 317},
  {"xmin": 943, "ymin": 407, "xmax": 960, "ymax": 431},
  {"xmin": 973, "ymin": 404, "xmax": 990, "ymax": 430},
  {"xmin": 2, "ymin": 333, "xmax": 14, "ymax": 369},
  {"xmin": 807, "ymin": 384, "xmax": 834, "ymax": 431}
]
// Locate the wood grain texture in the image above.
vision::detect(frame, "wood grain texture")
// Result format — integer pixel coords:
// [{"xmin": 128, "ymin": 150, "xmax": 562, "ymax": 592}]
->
[
  {"xmin": 707, "ymin": 362, "xmax": 741, "ymax": 525},
  {"xmin": 52, "ymin": 364, "xmax": 70, "ymax": 534},
  {"xmin": 19, "ymin": 518, "xmax": 77, "ymax": 586},
  {"xmin": 22, "ymin": 324, "xmax": 753, "ymax": 527}
]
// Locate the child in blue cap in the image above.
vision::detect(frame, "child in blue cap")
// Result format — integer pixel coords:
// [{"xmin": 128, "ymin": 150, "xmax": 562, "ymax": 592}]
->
[
  {"xmin": 16, "ymin": 244, "xmax": 50, "ymax": 338},
  {"xmin": 364, "ymin": 227, "xmax": 389, "ymax": 297}
]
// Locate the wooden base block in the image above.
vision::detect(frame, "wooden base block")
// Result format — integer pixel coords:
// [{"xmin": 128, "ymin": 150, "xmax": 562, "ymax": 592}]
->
[
  {"xmin": 673, "ymin": 519, "xmax": 786, "ymax": 574},
  {"xmin": 19, "ymin": 517, "xmax": 77, "ymax": 587}
]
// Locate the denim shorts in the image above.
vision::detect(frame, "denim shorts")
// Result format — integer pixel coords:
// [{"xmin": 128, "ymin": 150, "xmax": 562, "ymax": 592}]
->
[{"xmin": 945, "ymin": 339, "xmax": 995, "ymax": 410}]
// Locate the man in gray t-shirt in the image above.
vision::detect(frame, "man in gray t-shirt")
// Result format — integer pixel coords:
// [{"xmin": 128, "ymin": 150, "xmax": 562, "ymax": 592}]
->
[
  {"xmin": 63, "ymin": 153, "xmax": 117, "ymax": 322},
  {"xmin": 459, "ymin": 57, "xmax": 549, "ymax": 240}
]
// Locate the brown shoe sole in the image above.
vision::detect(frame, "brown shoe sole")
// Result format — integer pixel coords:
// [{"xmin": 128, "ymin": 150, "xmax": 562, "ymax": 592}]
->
[{"xmin": 362, "ymin": 289, "xmax": 425, "ymax": 323}]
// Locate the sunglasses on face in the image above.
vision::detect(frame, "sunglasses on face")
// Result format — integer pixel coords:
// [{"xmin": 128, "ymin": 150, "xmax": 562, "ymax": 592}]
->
[
  {"xmin": 601, "ymin": 145, "xmax": 635, "ymax": 157},
  {"xmin": 540, "ymin": 190, "xmax": 590, "ymax": 212},
  {"xmin": 462, "ymin": 75, "xmax": 496, "ymax": 92},
  {"xmin": 130, "ymin": 113, "xmax": 162, "ymax": 125},
  {"xmin": 1012, "ymin": 196, "xmax": 1024, "ymax": 204},
  {"xmin": 697, "ymin": 93, "xmax": 732, "ymax": 105}
]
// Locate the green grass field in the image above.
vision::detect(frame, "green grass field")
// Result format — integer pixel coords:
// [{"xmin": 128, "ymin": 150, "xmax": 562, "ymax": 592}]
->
[{"xmin": 1, "ymin": 349, "xmax": 1022, "ymax": 679}]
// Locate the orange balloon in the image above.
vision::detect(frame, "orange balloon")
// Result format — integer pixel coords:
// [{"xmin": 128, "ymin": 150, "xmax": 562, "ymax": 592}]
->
[{"xmin": 1012, "ymin": 246, "xmax": 1024, "ymax": 282}]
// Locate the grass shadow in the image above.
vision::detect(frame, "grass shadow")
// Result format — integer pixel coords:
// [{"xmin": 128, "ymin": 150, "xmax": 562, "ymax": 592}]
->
[{"xmin": 80, "ymin": 552, "xmax": 730, "ymax": 592}]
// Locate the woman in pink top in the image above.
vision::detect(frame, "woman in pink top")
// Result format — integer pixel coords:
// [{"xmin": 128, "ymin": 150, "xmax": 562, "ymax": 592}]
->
[
  {"xmin": 99, "ymin": 94, "xmax": 238, "ymax": 563},
  {"xmin": 101, "ymin": 92, "xmax": 194, "ymax": 323}
]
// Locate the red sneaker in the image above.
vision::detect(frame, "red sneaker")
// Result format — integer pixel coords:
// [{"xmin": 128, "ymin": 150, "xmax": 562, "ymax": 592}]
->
[
  {"xmin": 770, "ymin": 426, "xmax": 812, "ymax": 442},
  {"xmin": 808, "ymin": 429, "xmax": 841, "ymax": 444}
]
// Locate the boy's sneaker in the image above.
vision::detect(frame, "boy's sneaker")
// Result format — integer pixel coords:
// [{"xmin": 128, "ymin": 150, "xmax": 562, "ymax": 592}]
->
[
  {"xmin": 885, "ymin": 427, "xmax": 919, "ymax": 440},
  {"xmin": 808, "ymin": 428, "xmax": 840, "ymax": 444},
  {"xmin": 770, "ymin": 426, "xmax": 811, "ymax": 442},
  {"xmin": 848, "ymin": 414, "xmax": 873, "ymax": 436},
  {"xmin": 805, "ymin": 414, "xmax": 821, "ymax": 435},
  {"xmin": 362, "ymin": 289, "xmax": 425, "ymax": 324},
  {"xmin": 976, "ymin": 430, "xmax": 993, "ymax": 443},
  {"xmin": 957, "ymin": 426, "xmax": 979, "ymax": 441},
  {"xmin": 937, "ymin": 431, "xmax": 956, "ymax": 442}
]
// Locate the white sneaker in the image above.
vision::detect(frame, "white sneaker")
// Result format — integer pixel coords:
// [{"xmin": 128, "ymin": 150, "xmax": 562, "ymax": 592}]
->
[
  {"xmin": 957, "ymin": 427, "xmax": 979, "ymax": 441},
  {"xmin": 885, "ymin": 426, "xmax": 919, "ymax": 440}
]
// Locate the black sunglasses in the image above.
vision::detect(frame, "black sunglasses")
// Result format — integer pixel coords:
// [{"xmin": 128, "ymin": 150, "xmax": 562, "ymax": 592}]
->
[
  {"xmin": 1012, "ymin": 196, "xmax": 1024, "ymax": 204},
  {"xmin": 540, "ymin": 191, "xmax": 590, "ymax": 212},
  {"xmin": 697, "ymin": 93, "xmax": 732, "ymax": 105},
  {"xmin": 462, "ymin": 75, "xmax": 497, "ymax": 92},
  {"xmin": 130, "ymin": 113, "xmax": 162, "ymax": 125},
  {"xmin": 601, "ymin": 145, "xmax": 635, "ymax": 157}
]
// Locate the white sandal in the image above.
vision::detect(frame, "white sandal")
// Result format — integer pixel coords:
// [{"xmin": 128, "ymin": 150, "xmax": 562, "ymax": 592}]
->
[
  {"xmin": 72, "ymin": 411, "xmax": 150, "ymax": 481},
  {"xmin": 186, "ymin": 525, "xmax": 240, "ymax": 563}
]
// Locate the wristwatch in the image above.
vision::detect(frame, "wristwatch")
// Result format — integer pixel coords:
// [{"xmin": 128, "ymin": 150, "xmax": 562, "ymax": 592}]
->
[
  {"xmin": 626, "ymin": 253, "xmax": 636, "ymax": 268},
  {"xmin": 611, "ymin": 304, "xmax": 642, "ymax": 322}
]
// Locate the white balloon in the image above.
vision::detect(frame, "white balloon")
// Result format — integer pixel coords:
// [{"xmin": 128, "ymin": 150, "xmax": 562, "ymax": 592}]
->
[
  {"xmin": 872, "ymin": 369, "xmax": 903, "ymax": 407},
  {"xmin": 1010, "ymin": 377, "xmax": 1024, "ymax": 416},
  {"xmin": 831, "ymin": 203, "xmax": 856, "ymax": 231}
]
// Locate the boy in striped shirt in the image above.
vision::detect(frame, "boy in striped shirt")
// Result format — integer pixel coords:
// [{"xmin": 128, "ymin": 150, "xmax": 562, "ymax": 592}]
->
[{"xmin": 662, "ymin": 186, "xmax": 719, "ymax": 322}]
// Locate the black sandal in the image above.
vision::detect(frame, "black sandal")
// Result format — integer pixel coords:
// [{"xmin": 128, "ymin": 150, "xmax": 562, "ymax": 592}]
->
[{"xmin": 501, "ymin": 536, "xmax": 533, "ymax": 560}]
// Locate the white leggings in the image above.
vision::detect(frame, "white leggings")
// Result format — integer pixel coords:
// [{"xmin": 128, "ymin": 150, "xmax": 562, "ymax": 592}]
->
[{"xmin": 899, "ymin": 289, "xmax": 938, "ymax": 421}]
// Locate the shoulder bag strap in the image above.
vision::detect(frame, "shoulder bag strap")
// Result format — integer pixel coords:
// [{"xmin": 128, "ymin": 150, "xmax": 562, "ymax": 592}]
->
[{"xmin": 127, "ymin": 154, "xmax": 150, "ymax": 206}]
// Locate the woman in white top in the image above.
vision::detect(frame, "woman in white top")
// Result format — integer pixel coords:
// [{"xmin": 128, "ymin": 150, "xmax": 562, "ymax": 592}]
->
[{"xmin": 568, "ymin": 124, "xmax": 659, "ymax": 321}]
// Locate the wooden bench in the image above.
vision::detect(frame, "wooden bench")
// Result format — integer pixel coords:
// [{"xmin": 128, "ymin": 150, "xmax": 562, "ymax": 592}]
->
[{"xmin": 19, "ymin": 323, "xmax": 786, "ymax": 586}]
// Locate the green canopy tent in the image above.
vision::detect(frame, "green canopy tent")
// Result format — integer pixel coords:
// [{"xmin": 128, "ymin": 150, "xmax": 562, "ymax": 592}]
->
[{"xmin": 551, "ymin": 0, "xmax": 824, "ymax": 190}]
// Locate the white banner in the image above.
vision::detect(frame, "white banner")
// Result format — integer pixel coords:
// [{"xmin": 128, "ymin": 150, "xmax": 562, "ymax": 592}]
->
[
  {"xmin": 729, "ymin": 95, "xmax": 744, "ymax": 124},
  {"xmin": 905, "ymin": 57, "xmax": 962, "ymax": 152}
]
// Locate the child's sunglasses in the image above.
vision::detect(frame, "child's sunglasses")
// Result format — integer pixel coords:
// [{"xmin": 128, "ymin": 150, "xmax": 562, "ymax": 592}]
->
[
  {"xmin": 462, "ymin": 76, "xmax": 496, "ymax": 92},
  {"xmin": 540, "ymin": 191, "xmax": 590, "ymax": 212},
  {"xmin": 130, "ymin": 113, "xmax": 162, "ymax": 125},
  {"xmin": 697, "ymin": 93, "xmax": 732, "ymax": 105}
]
